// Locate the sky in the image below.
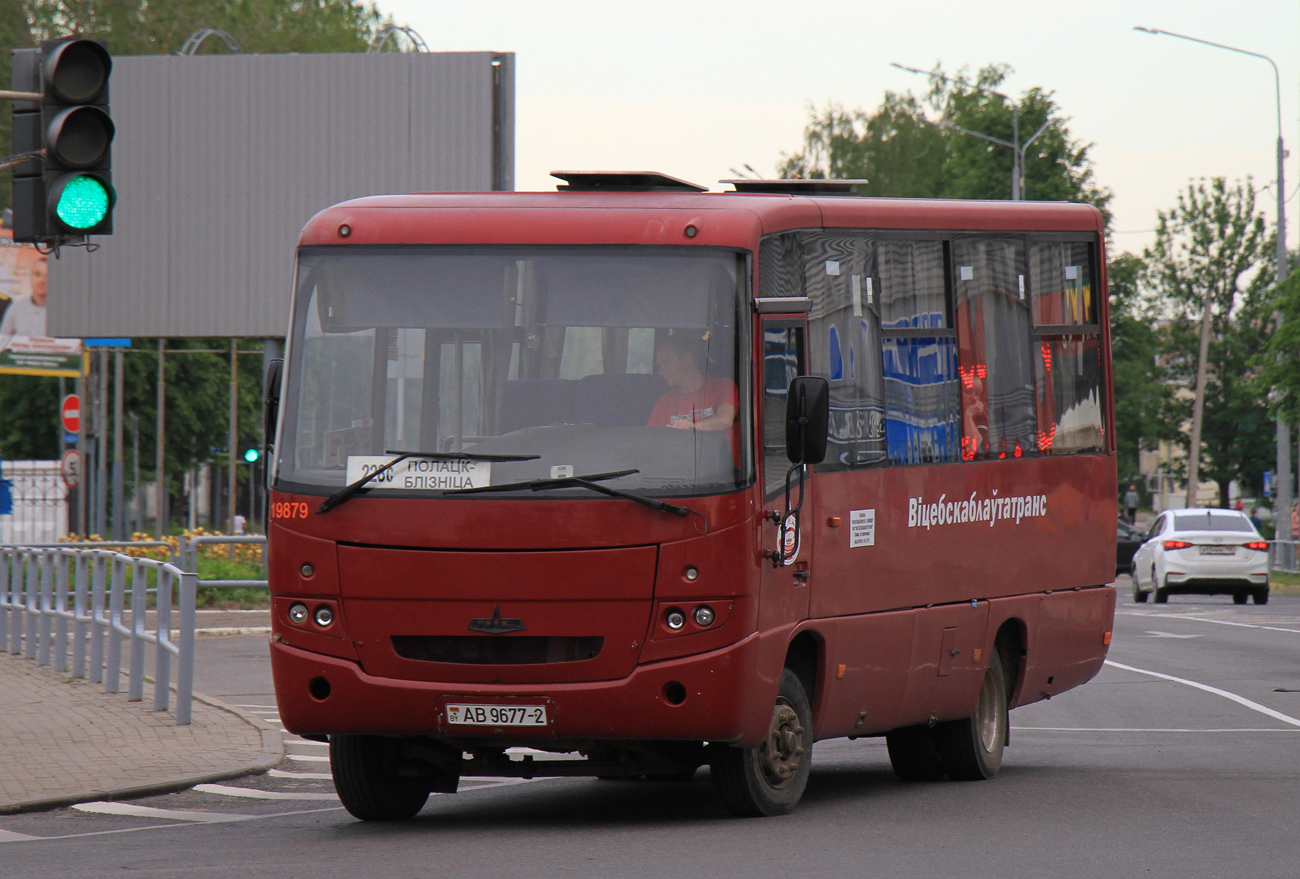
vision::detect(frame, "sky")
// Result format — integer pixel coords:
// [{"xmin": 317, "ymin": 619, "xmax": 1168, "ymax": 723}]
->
[{"xmin": 378, "ymin": 0, "xmax": 1299, "ymax": 258}]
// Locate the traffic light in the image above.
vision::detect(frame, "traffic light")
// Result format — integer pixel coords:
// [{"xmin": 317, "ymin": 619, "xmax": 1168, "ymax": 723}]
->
[
  {"xmin": 244, "ymin": 448, "xmax": 261, "ymax": 464},
  {"xmin": 11, "ymin": 38, "xmax": 115, "ymax": 244}
]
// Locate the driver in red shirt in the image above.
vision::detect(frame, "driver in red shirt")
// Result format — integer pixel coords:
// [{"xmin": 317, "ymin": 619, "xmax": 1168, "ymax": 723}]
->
[{"xmin": 647, "ymin": 331, "xmax": 737, "ymax": 432}]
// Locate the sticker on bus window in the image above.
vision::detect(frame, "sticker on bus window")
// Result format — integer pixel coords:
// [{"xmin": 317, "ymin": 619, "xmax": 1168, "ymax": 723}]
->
[
  {"xmin": 849, "ymin": 509, "xmax": 876, "ymax": 547},
  {"xmin": 345, "ymin": 456, "xmax": 491, "ymax": 491}
]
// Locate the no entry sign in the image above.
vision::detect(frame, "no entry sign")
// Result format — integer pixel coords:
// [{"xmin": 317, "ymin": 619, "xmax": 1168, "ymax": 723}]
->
[{"xmin": 60, "ymin": 394, "xmax": 81, "ymax": 435}]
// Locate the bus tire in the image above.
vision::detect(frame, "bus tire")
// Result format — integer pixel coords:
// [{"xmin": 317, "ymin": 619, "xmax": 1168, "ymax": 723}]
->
[
  {"xmin": 885, "ymin": 725, "xmax": 945, "ymax": 781},
  {"xmin": 711, "ymin": 668, "xmax": 812, "ymax": 817},
  {"xmin": 934, "ymin": 656, "xmax": 1008, "ymax": 781},
  {"xmin": 331, "ymin": 734, "xmax": 431, "ymax": 821}
]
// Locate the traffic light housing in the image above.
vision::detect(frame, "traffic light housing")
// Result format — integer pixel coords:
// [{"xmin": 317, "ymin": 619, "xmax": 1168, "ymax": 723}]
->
[{"xmin": 11, "ymin": 38, "xmax": 116, "ymax": 244}]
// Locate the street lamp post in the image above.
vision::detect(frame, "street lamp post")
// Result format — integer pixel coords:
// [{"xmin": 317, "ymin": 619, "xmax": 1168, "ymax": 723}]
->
[
  {"xmin": 890, "ymin": 63, "xmax": 1050, "ymax": 200},
  {"xmin": 1135, "ymin": 27, "xmax": 1292, "ymax": 531}
]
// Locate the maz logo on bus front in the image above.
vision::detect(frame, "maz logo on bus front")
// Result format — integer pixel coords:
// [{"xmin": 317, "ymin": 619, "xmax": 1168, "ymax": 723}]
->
[{"xmin": 908, "ymin": 490, "xmax": 1049, "ymax": 531}]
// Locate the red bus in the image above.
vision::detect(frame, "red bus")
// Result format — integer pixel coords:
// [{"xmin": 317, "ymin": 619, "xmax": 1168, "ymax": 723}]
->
[{"xmin": 266, "ymin": 173, "xmax": 1116, "ymax": 820}]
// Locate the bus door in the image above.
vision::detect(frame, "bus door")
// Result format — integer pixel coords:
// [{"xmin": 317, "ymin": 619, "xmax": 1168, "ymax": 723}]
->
[{"xmin": 759, "ymin": 318, "xmax": 813, "ymax": 629}]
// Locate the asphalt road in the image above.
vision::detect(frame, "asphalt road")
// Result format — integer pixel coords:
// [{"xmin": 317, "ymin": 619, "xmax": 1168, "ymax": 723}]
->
[{"xmin": 4, "ymin": 584, "xmax": 1299, "ymax": 878}]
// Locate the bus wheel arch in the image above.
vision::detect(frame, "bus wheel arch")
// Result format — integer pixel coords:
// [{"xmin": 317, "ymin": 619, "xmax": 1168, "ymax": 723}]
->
[{"xmin": 710, "ymin": 666, "xmax": 813, "ymax": 816}]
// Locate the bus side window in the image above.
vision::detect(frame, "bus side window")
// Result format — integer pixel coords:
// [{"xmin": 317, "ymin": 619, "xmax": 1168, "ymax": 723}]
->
[
  {"xmin": 952, "ymin": 237, "xmax": 1034, "ymax": 460},
  {"xmin": 878, "ymin": 239, "xmax": 960, "ymax": 465},
  {"xmin": 762, "ymin": 321, "xmax": 804, "ymax": 500},
  {"xmin": 800, "ymin": 231, "xmax": 886, "ymax": 470}
]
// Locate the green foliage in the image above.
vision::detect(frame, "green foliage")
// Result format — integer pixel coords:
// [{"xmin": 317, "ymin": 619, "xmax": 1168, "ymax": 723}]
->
[
  {"xmin": 25, "ymin": 0, "xmax": 382, "ymax": 55},
  {"xmin": 1143, "ymin": 177, "xmax": 1277, "ymax": 505},
  {"xmin": 1108, "ymin": 252, "xmax": 1177, "ymax": 492},
  {"xmin": 1261, "ymin": 267, "xmax": 1300, "ymax": 429},
  {"xmin": 0, "ymin": 340, "xmax": 266, "ymax": 497},
  {"xmin": 779, "ymin": 64, "xmax": 1112, "ymax": 222}
]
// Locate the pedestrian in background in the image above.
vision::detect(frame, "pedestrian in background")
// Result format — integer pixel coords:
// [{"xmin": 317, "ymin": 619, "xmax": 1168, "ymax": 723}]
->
[{"xmin": 1123, "ymin": 485, "xmax": 1139, "ymax": 524}]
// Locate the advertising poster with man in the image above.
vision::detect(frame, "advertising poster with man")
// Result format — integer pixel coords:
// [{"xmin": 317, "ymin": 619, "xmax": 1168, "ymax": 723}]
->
[{"xmin": 0, "ymin": 216, "xmax": 83, "ymax": 377}]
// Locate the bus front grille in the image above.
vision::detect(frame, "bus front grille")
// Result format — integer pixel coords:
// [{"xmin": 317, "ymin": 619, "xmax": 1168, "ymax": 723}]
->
[{"xmin": 390, "ymin": 635, "xmax": 604, "ymax": 666}]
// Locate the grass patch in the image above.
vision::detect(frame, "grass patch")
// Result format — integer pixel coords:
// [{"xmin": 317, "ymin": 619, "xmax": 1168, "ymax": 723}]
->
[
  {"xmin": 195, "ymin": 556, "xmax": 269, "ymax": 608},
  {"xmin": 1270, "ymin": 571, "xmax": 1300, "ymax": 595}
]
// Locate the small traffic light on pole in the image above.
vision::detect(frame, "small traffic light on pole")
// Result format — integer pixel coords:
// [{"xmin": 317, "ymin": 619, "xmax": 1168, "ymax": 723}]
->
[{"xmin": 11, "ymin": 38, "xmax": 116, "ymax": 244}]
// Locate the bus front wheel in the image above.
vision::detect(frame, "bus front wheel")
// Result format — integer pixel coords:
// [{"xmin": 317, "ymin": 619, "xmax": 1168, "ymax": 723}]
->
[
  {"xmin": 934, "ymin": 656, "xmax": 1008, "ymax": 781},
  {"xmin": 331, "ymin": 734, "xmax": 432, "ymax": 821},
  {"xmin": 711, "ymin": 668, "xmax": 812, "ymax": 817},
  {"xmin": 885, "ymin": 724, "xmax": 945, "ymax": 781}
]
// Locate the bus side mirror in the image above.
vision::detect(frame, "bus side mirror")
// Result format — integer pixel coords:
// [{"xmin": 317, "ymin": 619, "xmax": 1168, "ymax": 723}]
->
[
  {"xmin": 263, "ymin": 358, "xmax": 284, "ymax": 485},
  {"xmin": 785, "ymin": 375, "xmax": 829, "ymax": 465}
]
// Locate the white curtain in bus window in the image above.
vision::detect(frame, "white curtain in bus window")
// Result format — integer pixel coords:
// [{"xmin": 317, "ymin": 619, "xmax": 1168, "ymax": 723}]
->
[
  {"xmin": 759, "ymin": 233, "xmax": 804, "ymax": 298},
  {"xmin": 878, "ymin": 241, "xmax": 947, "ymax": 330},
  {"xmin": 877, "ymin": 241, "xmax": 960, "ymax": 465},
  {"xmin": 952, "ymin": 238, "xmax": 1035, "ymax": 460},
  {"xmin": 1034, "ymin": 336, "xmax": 1105, "ymax": 453},
  {"xmin": 800, "ymin": 232, "xmax": 886, "ymax": 469},
  {"xmin": 763, "ymin": 324, "xmax": 802, "ymax": 499},
  {"xmin": 1029, "ymin": 242, "xmax": 1095, "ymax": 326},
  {"xmin": 385, "ymin": 328, "xmax": 427, "ymax": 451}
]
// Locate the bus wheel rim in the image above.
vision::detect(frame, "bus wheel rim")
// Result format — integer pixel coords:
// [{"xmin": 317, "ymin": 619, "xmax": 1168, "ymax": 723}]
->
[{"xmin": 759, "ymin": 699, "xmax": 804, "ymax": 788}]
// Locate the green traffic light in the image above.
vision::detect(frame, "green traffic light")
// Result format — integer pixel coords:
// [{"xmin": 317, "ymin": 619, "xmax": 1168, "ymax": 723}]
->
[
  {"xmin": 54, "ymin": 175, "xmax": 111, "ymax": 229},
  {"xmin": 244, "ymin": 448, "xmax": 260, "ymax": 463}
]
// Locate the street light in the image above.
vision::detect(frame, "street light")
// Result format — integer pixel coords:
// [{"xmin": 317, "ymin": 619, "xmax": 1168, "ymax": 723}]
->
[
  {"xmin": 1134, "ymin": 27, "xmax": 1292, "ymax": 527},
  {"xmin": 890, "ymin": 62, "xmax": 1051, "ymax": 200}
]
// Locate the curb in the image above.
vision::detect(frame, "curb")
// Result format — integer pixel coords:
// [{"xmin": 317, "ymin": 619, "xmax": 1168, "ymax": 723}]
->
[{"xmin": 0, "ymin": 693, "xmax": 284, "ymax": 815}]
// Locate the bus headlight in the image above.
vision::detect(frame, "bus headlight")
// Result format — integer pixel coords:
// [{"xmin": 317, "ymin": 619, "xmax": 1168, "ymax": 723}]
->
[
  {"xmin": 665, "ymin": 609, "xmax": 686, "ymax": 630},
  {"xmin": 693, "ymin": 605, "xmax": 715, "ymax": 627},
  {"xmin": 288, "ymin": 603, "xmax": 308, "ymax": 625}
]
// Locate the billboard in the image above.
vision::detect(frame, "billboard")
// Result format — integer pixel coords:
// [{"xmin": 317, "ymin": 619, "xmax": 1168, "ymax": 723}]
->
[
  {"xmin": 48, "ymin": 51, "xmax": 514, "ymax": 340},
  {"xmin": 0, "ymin": 224, "xmax": 83, "ymax": 377}
]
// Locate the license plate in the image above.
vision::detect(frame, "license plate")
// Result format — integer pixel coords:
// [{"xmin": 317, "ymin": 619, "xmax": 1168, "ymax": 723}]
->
[
  {"xmin": 445, "ymin": 704, "xmax": 548, "ymax": 727},
  {"xmin": 1199, "ymin": 546, "xmax": 1234, "ymax": 555}
]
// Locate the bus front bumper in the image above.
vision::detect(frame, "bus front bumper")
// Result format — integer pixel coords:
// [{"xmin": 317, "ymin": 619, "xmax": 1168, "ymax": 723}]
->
[{"xmin": 270, "ymin": 632, "xmax": 774, "ymax": 746}]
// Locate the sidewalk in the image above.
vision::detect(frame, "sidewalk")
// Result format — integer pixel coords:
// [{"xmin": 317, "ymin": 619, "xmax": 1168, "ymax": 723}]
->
[{"xmin": 0, "ymin": 645, "xmax": 282, "ymax": 814}]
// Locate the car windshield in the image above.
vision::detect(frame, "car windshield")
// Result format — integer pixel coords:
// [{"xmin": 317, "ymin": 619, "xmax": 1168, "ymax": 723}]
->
[
  {"xmin": 1172, "ymin": 512, "xmax": 1255, "ymax": 533},
  {"xmin": 275, "ymin": 245, "xmax": 750, "ymax": 499}
]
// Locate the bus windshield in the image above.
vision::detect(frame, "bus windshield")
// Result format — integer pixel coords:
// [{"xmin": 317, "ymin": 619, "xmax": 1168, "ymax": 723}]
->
[{"xmin": 276, "ymin": 245, "xmax": 750, "ymax": 499}]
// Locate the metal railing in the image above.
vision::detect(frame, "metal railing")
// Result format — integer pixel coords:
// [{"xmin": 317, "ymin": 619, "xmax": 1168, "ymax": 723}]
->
[
  {"xmin": 179, "ymin": 534, "xmax": 269, "ymax": 588},
  {"xmin": 0, "ymin": 546, "xmax": 197, "ymax": 724},
  {"xmin": 1270, "ymin": 540, "xmax": 1298, "ymax": 575}
]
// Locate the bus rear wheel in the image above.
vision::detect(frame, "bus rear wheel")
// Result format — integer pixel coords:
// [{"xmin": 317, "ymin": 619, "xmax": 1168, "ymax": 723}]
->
[
  {"xmin": 934, "ymin": 656, "xmax": 1008, "ymax": 781},
  {"xmin": 331, "ymin": 734, "xmax": 432, "ymax": 821},
  {"xmin": 711, "ymin": 668, "xmax": 812, "ymax": 817}
]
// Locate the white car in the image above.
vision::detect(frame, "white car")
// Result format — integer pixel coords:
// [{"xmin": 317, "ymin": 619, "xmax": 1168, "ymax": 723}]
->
[{"xmin": 1131, "ymin": 508, "xmax": 1270, "ymax": 605}]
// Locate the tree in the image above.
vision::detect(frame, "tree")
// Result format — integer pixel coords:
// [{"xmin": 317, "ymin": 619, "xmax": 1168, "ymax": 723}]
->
[
  {"xmin": 779, "ymin": 64, "xmax": 1112, "ymax": 222},
  {"xmin": 1263, "ymin": 267, "xmax": 1300, "ymax": 429},
  {"xmin": 1108, "ymin": 252, "xmax": 1178, "ymax": 498},
  {"xmin": 1144, "ymin": 177, "xmax": 1275, "ymax": 506}
]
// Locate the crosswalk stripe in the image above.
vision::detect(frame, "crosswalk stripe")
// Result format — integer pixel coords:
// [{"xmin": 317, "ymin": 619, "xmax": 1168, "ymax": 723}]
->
[
  {"xmin": 284, "ymin": 738, "xmax": 328, "ymax": 747},
  {"xmin": 268, "ymin": 769, "xmax": 333, "ymax": 780},
  {"xmin": 286, "ymin": 754, "xmax": 330, "ymax": 763},
  {"xmin": 0, "ymin": 829, "xmax": 42, "ymax": 841},
  {"xmin": 194, "ymin": 784, "xmax": 338, "ymax": 801},
  {"xmin": 72, "ymin": 802, "xmax": 247, "ymax": 822}
]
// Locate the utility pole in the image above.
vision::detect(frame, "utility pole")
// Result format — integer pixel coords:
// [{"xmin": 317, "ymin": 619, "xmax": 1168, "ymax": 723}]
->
[
  {"xmin": 155, "ymin": 341, "xmax": 166, "ymax": 538},
  {"xmin": 228, "ymin": 340, "xmax": 238, "ymax": 534}
]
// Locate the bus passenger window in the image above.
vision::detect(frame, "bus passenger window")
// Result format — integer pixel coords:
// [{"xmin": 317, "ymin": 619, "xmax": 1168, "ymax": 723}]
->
[
  {"xmin": 877, "ymin": 241, "xmax": 960, "ymax": 465},
  {"xmin": 952, "ymin": 237, "xmax": 1034, "ymax": 460},
  {"xmin": 801, "ymin": 232, "xmax": 886, "ymax": 469}
]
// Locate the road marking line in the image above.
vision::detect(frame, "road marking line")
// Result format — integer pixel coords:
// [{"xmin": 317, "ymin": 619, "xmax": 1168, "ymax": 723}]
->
[
  {"xmin": 231, "ymin": 704, "xmax": 277, "ymax": 709},
  {"xmin": 268, "ymin": 769, "xmax": 333, "ymax": 780},
  {"xmin": 1143, "ymin": 630, "xmax": 1202, "ymax": 639},
  {"xmin": 193, "ymin": 784, "xmax": 338, "ymax": 801},
  {"xmin": 1014, "ymin": 726, "xmax": 1300, "ymax": 733},
  {"xmin": 72, "ymin": 802, "xmax": 246, "ymax": 822},
  {"xmin": 0, "ymin": 829, "xmax": 42, "ymax": 842},
  {"xmin": 1104, "ymin": 660, "xmax": 1300, "ymax": 727},
  {"xmin": 286, "ymin": 754, "xmax": 330, "ymax": 763},
  {"xmin": 1117, "ymin": 611, "xmax": 1300, "ymax": 634},
  {"xmin": 284, "ymin": 738, "xmax": 327, "ymax": 746}
]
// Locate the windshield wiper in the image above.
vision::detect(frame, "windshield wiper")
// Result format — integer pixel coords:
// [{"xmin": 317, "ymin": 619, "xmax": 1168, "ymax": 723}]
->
[
  {"xmin": 446, "ymin": 468, "xmax": 689, "ymax": 518},
  {"xmin": 317, "ymin": 449, "xmax": 541, "ymax": 514}
]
